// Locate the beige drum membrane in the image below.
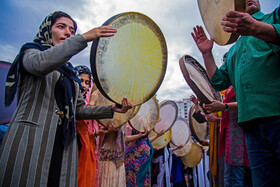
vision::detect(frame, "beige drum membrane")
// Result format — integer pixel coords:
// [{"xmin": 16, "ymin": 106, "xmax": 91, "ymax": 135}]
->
[
  {"xmin": 128, "ymin": 96, "xmax": 159, "ymax": 133},
  {"xmin": 179, "ymin": 55, "xmax": 221, "ymax": 105},
  {"xmin": 180, "ymin": 138, "xmax": 203, "ymax": 168},
  {"xmin": 197, "ymin": 0, "xmax": 245, "ymax": 45},
  {"xmin": 170, "ymin": 117, "xmax": 191, "ymax": 147},
  {"xmin": 189, "ymin": 104, "xmax": 209, "ymax": 143},
  {"xmin": 90, "ymin": 12, "xmax": 167, "ymax": 106},
  {"xmin": 92, "ymin": 90, "xmax": 140, "ymax": 128},
  {"xmin": 153, "ymin": 100, "xmax": 178, "ymax": 134},
  {"xmin": 148, "ymin": 129, "xmax": 171, "ymax": 150}
]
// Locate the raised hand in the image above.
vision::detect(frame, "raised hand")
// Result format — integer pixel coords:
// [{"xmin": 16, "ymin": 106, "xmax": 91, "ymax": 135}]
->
[
  {"xmin": 112, "ymin": 98, "xmax": 133, "ymax": 113},
  {"xmin": 82, "ymin": 25, "xmax": 117, "ymax": 42},
  {"xmin": 191, "ymin": 25, "xmax": 213, "ymax": 55}
]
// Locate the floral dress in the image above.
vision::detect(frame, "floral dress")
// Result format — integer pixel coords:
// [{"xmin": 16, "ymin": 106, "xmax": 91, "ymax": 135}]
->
[{"xmin": 125, "ymin": 126, "xmax": 151, "ymax": 187}]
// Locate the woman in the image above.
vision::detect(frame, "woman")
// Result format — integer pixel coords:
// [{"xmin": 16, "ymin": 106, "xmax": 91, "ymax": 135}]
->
[
  {"xmin": 98, "ymin": 125, "xmax": 127, "ymax": 187},
  {"xmin": 124, "ymin": 124, "xmax": 154, "ymax": 187},
  {"xmin": 1, "ymin": 11, "xmax": 131, "ymax": 187}
]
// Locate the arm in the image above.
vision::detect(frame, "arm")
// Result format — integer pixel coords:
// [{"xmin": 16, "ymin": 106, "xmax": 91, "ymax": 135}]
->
[
  {"xmin": 171, "ymin": 144, "xmax": 184, "ymax": 151},
  {"xmin": 76, "ymin": 90, "xmax": 114, "ymax": 120},
  {"xmin": 191, "ymin": 26, "xmax": 217, "ymax": 79},
  {"xmin": 192, "ymin": 111, "xmax": 207, "ymax": 123},
  {"xmin": 149, "ymin": 130, "xmax": 164, "ymax": 142},
  {"xmin": 125, "ymin": 133, "xmax": 146, "ymax": 143},
  {"xmin": 203, "ymin": 100, "xmax": 238, "ymax": 113},
  {"xmin": 221, "ymin": 11, "xmax": 280, "ymax": 43},
  {"xmin": 22, "ymin": 35, "xmax": 87, "ymax": 76},
  {"xmin": 23, "ymin": 26, "xmax": 117, "ymax": 76},
  {"xmin": 201, "ymin": 113, "xmax": 220, "ymax": 123},
  {"xmin": 125, "ymin": 128, "xmax": 148, "ymax": 143},
  {"xmin": 189, "ymin": 95, "xmax": 200, "ymax": 113}
]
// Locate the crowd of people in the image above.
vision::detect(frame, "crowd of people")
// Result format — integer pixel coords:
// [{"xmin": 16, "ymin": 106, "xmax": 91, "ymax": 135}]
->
[{"xmin": 0, "ymin": 0, "xmax": 279, "ymax": 186}]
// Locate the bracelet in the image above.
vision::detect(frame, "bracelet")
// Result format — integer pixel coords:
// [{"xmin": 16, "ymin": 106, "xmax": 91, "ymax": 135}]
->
[
  {"xmin": 224, "ymin": 103, "xmax": 229, "ymax": 112},
  {"xmin": 94, "ymin": 132, "xmax": 97, "ymax": 137}
]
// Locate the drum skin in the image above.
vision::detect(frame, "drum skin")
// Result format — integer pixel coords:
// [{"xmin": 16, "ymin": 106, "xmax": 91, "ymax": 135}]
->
[
  {"xmin": 189, "ymin": 104, "xmax": 209, "ymax": 143},
  {"xmin": 128, "ymin": 96, "xmax": 159, "ymax": 133},
  {"xmin": 154, "ymin": 100, "xmax": 178, "ymax": 134},
  {"xmin": 90, "ymin": 12, "xmax": 167, "ymax": 106},
  {"xmin": 197, "ymin": 0, "xmax": 245, "ymax": 45},
  {"xmin": 148, "ymin": 129, "xmax": 171, "ymax": 149},
  {"xmin": 92, "ymin": 90, "xmax": 140, "ymax": 128},
  {"xmin": 179, "ymin": 55, "xmax": 221, "ymax": 105},
  {"xmin": 180, "ymin": 139, "xmax": 203, "ymax": 168},
  {"xmin": 170, "ymin": 117, "xmax": 191, "ymax": 147}
]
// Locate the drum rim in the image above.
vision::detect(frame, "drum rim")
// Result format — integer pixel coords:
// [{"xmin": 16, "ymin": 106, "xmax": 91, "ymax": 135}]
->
[
  {"xmin": 179, "ymin": 55, "xmax": 222, "ymax": 105},
  {"xmin": 180, "ymin": 140, "xmax": 203, "ymax": 168},
  {"xmin": 90, "ymin": 12, "xmax": 167, "ymax": 106},
  {"xmin": 188, "ymin": 104, "xmax": 209, "ymax": 142},
  {"xmin": 128, "ymin": 96, "xmax": 160, "ymax": 133},
  {"xmin": 170, "ymin": 117, "xmax": 191, "ymax": 146},
  {"xmin": 197, "ymin": 0, "xmax": 245, "ymax": 45},
  {"xmin": 149, "ymin": 129, "xmax": 172, "ymax": 149},
  {"xmin": 154, "ymin": 100, "xmax": 178, "ymax": 134}
]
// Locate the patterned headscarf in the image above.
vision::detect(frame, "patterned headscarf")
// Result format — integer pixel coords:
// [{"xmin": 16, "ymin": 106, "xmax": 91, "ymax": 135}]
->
[
  {"xmin": 33, "ymin": 12, "xmax": 54, "ymax": 47},
  {"xmin": 5, "ymin": 11, "xmax": 81, "ymax": 147},
  {"xmin": 74, "ymin": 65, "xmax": 93, "ymax": 88}
]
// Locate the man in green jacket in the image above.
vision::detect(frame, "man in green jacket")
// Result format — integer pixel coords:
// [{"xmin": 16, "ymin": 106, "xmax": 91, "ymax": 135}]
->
[{"xmin": 191, "ymin": 0, "xmax": 280, "ymax": 186}]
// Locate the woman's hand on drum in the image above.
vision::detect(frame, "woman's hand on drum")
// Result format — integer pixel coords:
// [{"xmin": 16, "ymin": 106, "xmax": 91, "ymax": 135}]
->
[
  {"xmin": 201, "ymin": 112, "xmax": 220, "ymax": 123},
  {"xmin": 140, "ymin": 127, "xmax": 149, "ymax": 137},
  {"xmin": 107, "ymin": 123, "xmax": 117, "ymax": 132},
  {"xmin": 112, "ymin": 98, "xmax": 133, "ymax": 113},
  {"xmin": 191, "ymin": 25, "xmax": 213, "ymax": 55},
  {"xmin": 82, "ymin": 25, "xmax": 117, "ymax": 42},
  {"xmin": 95, "ymin": 126, "xmax": 110, "ymax": 137},
  {"xmin": 172, "ymin": 144, "xmax": 184, "ymax": 151},
  {"xmin": 157, "ymin": 130, "xmax": 164, "ymax": 137}
]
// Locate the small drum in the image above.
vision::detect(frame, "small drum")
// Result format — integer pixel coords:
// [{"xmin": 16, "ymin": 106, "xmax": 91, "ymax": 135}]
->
[
  {"xmin": 153, "ymin": 100, "xmax": 178, "ymax": 134},
  {"xmin": 1, "ymin": 61, "xmax": 16, "ymax": 125},
  {"xmin": 128, "ymin": 96, "xmax": 159, "ymax": 133},
  {"xmin": 181, "ymin": 139, "xmax": 203, "ymax": 168},
  {"xmin": 197, "ymin": 0, "xmax": 245, "ymax": 45},
  {"xmin": 170, "ymin": 140, "xmax": 192, "ymax": 157},
  {"xmin": 189, "ymin": 104, "xmax": 209, "ymax": 143},
  {"xmin": 148, "ymin": 129, "xmax": 171, "ymax": 149},
  {"xmin": 92, "ymin": 90, "xmax": 140, "ymax": 128},
  {"xmin": 170, "ymin": 117, "xmax": 191, "ymax": 147},
  {"xmin": 179, "ymin": 55, "xmax": 221, "ymax": 105},
  {"xmin": 90, "ymin": 12, "xmax": 167, "ymax": 106}
]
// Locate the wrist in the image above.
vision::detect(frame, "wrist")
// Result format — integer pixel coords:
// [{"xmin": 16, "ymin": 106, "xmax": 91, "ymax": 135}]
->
[{"xmin": 224, "ymin": 103, "xmax": 229, "ymax": 112}]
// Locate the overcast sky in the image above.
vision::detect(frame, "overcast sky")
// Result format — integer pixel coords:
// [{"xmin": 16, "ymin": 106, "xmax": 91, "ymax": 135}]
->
[{"xmin": 0, "ymin": 0, "xmax": 279, "ymax": 103}]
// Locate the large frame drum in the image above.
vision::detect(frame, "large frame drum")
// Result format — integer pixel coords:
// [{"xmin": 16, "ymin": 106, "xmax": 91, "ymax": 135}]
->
[{"xmin": 90, "ymin": 12, "xmax": 167, "ymax": 106}]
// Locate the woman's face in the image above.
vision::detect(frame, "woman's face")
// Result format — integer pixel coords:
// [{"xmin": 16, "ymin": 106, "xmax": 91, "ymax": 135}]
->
[
  {"xmin": 80, "ymin": 73, "xmax": 90, "ymax": 95},
  {"xmin": 51, "ymin": 17, "xmax": 75, "ymax": 46}
]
